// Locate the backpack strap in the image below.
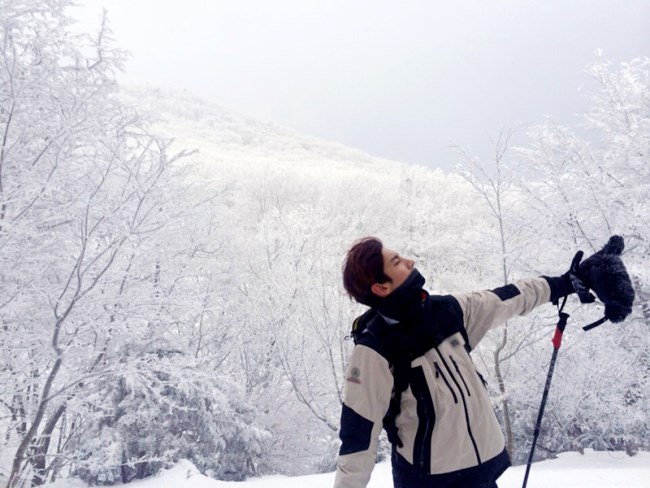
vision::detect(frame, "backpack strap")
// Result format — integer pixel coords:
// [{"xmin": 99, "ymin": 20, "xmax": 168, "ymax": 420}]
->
[
  {"xmin": 348, "ymin": 309, "xmax": 428, "ymax": 448},
  {"xmin": 349, "ymin": 310, "xmax": 408, "ymax": 445},
  {"xmin": 350, "ymin": 309, "xmax": 378, "ymax": 344},
  {"xmin": 382, "ymin": 344, "xmax": 410, "ymax": 447}
]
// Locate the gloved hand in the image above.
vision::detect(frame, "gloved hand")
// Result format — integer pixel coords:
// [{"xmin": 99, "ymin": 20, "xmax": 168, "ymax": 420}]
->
[{"xmin": 569, "ymin": 235, "xmax": 635, "ymax": 324}]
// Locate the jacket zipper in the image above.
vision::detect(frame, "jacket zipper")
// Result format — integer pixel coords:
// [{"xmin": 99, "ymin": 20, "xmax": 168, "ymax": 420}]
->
[
  {"xmin": 450, "ymin": 356, "xmax": 471, "ymax": 396},
  {"xmin": 434, "ymin": 362, "xmax": 458, "ymax": 403},
  {"xmin": 411, "ymin": 366, "xmax": 434, "ymax": 472},
  {"xmin": 435, "ymin": 348, "xmax": 482, "ymax": 465},
  {"xmin": 419, "ymin": 414, "xmax": 430, "ymax": 469}
]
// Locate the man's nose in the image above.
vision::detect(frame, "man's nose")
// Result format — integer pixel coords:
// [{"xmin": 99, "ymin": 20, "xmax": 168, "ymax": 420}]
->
[{"xmin": 408, "ymin": 258, "xmax": 415, "ymax": 269}]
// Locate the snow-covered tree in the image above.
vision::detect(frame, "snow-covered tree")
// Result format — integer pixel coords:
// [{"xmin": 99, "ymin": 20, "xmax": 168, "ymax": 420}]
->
[
  {"xmin": 0, "ymin": 2, "xmax": 267, "ymax": 485},
  {"xmin": 506, "ymin": 53, "xmax": 650, "ymax": 461}
]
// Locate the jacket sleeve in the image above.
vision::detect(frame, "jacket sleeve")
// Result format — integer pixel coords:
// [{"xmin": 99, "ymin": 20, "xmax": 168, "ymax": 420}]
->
[
  {"xmin": 333, "ymin": 344, "xmax": 393, "ymax": 488},
  {"xmin": 452, "ymin": 277, "xmax": 552, "ymax": 350}
]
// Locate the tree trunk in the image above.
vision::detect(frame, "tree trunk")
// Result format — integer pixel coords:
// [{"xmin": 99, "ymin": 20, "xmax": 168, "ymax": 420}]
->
[
  {"xmin": 7, "ymin": 356, "xmax": 62, "ymax": 488},
  {"xmin": 494, "ymin": 327, "xmax": 514, "ymax": 459},
  {"xmin": 31, "ymin": 404, "xmax": 66, "ymax": 486}
]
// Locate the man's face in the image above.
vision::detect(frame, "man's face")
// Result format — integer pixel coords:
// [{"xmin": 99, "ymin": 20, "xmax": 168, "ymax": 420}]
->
[{"xmin": 370, "ymin": 246, "xmax": 415, "ymax": 298}]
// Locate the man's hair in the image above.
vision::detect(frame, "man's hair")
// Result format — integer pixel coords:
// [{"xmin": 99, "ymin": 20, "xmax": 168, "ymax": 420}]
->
[{"xmin": 342, "ymin": 237, "xmax": 390, "ymax": 306}]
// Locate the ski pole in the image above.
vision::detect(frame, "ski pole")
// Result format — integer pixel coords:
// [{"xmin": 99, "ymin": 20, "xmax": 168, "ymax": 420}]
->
[{"xmin": 522, "ymin": 308, "xmax": 569, "ymax": 488}]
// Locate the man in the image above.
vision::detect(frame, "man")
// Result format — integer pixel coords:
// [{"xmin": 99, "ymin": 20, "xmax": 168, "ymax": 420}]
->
[{"xmin": 333, "ymin": 236, "xmax": 633, "ymax": 488}]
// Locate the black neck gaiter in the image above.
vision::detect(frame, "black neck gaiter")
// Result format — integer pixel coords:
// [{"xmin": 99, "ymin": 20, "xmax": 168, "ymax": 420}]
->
[{"xmin": 375, "ymin": 269, "xmax": 427, "ymax": 323}]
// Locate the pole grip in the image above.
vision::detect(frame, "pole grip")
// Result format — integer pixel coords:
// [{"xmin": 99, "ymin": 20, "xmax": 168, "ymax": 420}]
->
[{"xmin": 551, "ymin": 312, "xmax": 569, "ymax": 350}]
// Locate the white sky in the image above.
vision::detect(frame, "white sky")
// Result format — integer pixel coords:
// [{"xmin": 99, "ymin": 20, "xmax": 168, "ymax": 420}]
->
[{"xmin": 74, "ymin": 1, "xmax": 650, "ymax": 170}]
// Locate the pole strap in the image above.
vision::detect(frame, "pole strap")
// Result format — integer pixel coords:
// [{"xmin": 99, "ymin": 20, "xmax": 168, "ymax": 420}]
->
[{"xmin": 583, "ymin": 316, "xmax": 608, "ymax": 332}]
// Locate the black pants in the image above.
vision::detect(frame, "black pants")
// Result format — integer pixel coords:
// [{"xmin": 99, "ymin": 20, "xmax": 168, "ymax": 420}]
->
[
  {"xmin": 393, "ymin": 470, "xmax": 498, "ymax": 488},
  {"xmin": 392, "ymin": 450, "xmax": 502, "ymax": 488}
]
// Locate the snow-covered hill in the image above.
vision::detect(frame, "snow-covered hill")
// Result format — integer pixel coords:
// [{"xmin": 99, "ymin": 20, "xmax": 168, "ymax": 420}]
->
[
  {"xmin": 121, "ymin": 85, "xmax": 409, "ymax": 178},
  {"xmin": 46, "ymin": 450, "xmax": 649, "ymax": 488}
]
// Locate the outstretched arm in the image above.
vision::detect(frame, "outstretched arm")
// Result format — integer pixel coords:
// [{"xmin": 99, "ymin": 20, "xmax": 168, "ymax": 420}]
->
[{"xmin": 452, "ymin": 276, "xmax": 573, "ymax": 349}]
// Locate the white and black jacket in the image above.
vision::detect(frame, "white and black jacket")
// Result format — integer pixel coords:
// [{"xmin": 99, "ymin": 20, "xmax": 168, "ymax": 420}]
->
[{"xmin": 334, "ymin": 276, "xmax": 569, "ymax": 488}]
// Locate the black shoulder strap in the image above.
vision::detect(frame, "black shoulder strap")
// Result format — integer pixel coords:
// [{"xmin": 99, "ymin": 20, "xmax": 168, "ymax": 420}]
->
[
  {"xmin": 382, "ymin": 324, "xmax": 417, "ymax": 447},
  {"xmin": 348, "ymin": 309, "xmax": 415, "ymax": 448},
  {"xmin": 350, "ymin": 309, "xmax": 378, "ymax": 344}
]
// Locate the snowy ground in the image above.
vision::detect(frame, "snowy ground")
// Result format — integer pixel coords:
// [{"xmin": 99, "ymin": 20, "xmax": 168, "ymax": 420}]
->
[{"xmin": 46, "ymin": 450, "xmax": 649, "ymax": 488}]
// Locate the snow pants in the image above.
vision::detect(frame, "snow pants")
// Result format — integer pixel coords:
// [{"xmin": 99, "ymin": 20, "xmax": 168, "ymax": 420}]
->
[{"xmin": 391, "ymin": 450, "xmax": 504, "ymax": 488}]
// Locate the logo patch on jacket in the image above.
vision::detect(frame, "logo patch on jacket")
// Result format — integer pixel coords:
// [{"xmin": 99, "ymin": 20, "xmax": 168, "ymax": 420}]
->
[{"xmin": 347, "ymin": 367, "xmax": 361, "ymax": 384}]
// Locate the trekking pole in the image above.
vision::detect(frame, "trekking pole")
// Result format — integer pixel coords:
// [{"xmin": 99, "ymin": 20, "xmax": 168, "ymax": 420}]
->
[{"xmin": 521, "ymin": 300, "xmax": 569, "ymax": 488}]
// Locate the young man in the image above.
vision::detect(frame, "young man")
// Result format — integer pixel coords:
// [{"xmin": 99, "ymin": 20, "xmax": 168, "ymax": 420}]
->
[{"xmin": 333, "ymin": 236, "xmax": 631, "ymax": 488}]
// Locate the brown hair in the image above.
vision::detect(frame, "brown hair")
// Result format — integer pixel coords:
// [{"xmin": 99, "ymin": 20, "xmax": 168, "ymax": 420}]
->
[{"xmin": 342, "ymin": 237, "xmax": 390, "ymax": 306}]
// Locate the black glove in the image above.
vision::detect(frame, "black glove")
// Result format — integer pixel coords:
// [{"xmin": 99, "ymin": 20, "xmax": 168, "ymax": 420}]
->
[{"xmin": 570, "ymin": 235, "xmax": 635, "ymax": 325}]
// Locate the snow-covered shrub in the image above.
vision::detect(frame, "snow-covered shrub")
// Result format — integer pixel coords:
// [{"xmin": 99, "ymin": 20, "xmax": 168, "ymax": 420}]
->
[{"xmin": 69, "ymin": 341, "xmax": 269, "ymax": 484}]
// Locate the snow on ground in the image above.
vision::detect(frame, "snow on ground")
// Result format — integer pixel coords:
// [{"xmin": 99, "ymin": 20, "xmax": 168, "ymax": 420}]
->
[{"xmin": 44, "ymin": 450, "xmax": 650, "ymax": 488}]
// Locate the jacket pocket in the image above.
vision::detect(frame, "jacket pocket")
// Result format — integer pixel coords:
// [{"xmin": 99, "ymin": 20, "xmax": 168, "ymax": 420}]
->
[
  {"xmin": 434, "ymin": 361, "xmax": 458, "ymax": 404},
  {"xmin": 475, "ymin": 369, "xmax": 489, "ymax": 389},
  {"xmin": 450, "ymin": 356, "xmax": 471, "ymax": 397}
]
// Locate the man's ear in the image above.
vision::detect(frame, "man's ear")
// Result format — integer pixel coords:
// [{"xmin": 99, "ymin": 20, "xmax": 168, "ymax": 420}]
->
[{"xmin": 371, "ymin": 282, "xmax": 391, "ymax": 298}]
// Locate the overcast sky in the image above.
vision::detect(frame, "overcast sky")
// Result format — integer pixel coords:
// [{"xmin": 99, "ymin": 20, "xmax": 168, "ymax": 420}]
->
[{"xmin": 75, "ymin": 1, "xmax": 650, "ymax": 170}]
